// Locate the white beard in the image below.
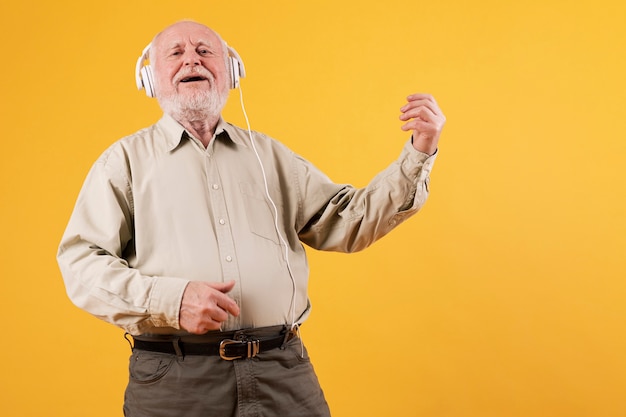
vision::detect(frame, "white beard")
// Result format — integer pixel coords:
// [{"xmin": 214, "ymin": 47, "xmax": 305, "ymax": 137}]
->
[
  {"xmin": 156, "ymin": 68, "xmax": 229, "ymax": 122},
  {"xmin": 158, "ymin": 87, "xmax": 228, "ymax": 122}
]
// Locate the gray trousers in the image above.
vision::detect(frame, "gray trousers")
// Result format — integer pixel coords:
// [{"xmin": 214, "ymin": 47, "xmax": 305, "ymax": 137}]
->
[{"xmin": 123, "ymin": 336, "xmax": 331, "ymax": 417}]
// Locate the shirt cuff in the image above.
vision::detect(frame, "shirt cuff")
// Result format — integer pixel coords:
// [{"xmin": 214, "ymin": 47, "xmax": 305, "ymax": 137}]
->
[
  {"xmin": 147, "ymin": 276, "xmax": 190, "ymax": 329},
  {"xmin": 403, "ymin": 139, "xmax": 437, "ymax": 182}
]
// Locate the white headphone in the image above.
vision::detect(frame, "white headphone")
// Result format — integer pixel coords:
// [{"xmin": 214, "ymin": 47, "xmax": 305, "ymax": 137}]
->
[{"xmin": 135, "ymin": 42, "xmax": 246, "ymax": 97}]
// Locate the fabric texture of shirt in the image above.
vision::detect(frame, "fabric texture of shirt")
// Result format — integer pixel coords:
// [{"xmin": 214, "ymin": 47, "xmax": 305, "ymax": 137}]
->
[{"xmin": 57, "ymin": 114, "xmax": 437, "ymax": 335}]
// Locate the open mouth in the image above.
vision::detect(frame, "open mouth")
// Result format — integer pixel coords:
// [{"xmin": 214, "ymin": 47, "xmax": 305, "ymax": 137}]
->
[{"xmin": 180, "ymin": 76, "xmax": 207, "ymax": 83}]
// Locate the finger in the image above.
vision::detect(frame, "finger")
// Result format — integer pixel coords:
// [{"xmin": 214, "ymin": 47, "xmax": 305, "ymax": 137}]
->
[
  {"xmin": 401, "ymin": 94, "xmax": 441, "ymax": 116},
  {"xmin": 400, "ymin": 105, "xmax": 437, "ymax": 122},
  {"xmin": 400, "ymin": 100, "xmax": 440, "ymax": 120},
  {"xmin": 209, "ymin": 303, "xmax": 231, "ymax": 322},
  {"xmin": 206, "ymin": 280, "xmax": 236, "ymax": 293},
  {"xmin": 406, "ymin": 93, "xmax": 439, "ymax": 109},
  {"xmin": 215, "ymin": 292, "xmax": 240, "ymax": 317},
  {"xmin": 401, "ymin": 119, "xmax": 435, "ymax": 132},
  {"xmin": 406, "ymin": 93, "xmax": 434, "ymax": 101},
  {"xmin": 197, "ymin": 307, "xmax": 230, "ymax": 330}
]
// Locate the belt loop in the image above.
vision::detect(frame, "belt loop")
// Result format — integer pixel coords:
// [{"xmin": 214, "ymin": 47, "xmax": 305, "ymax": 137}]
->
[
  {"xmin": 124, "ymin": 333, "xmax": 134, "ymax": 351},
  {"xmin": 280, "ymin": 325, "xmax": 291, "ymax": 349},
  {"xmin": 172, "ymin": 337, "xmax": 184, "ymax": 359}
]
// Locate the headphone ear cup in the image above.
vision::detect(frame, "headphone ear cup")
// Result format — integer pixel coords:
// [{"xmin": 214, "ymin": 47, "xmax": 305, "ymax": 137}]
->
[
  {"xmin": 141, "ymin": 65, "xmax": 155, "ymax": 97},
  {"xmin": 135, "ymin": 43, "xmax": 155, "ymax": 97},
  {"xmin": 227, "ymin": 45, "xmax": 245, "ymax": 89},
  {"xmin": 230, "ymin": 56, "xmax": 240, "ymax": 89}
]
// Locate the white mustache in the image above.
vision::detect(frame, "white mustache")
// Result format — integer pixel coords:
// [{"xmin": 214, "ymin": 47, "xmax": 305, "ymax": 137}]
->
[{"xmin": 174, "ymin": 66, "xmax": 215, "ymax": 84}]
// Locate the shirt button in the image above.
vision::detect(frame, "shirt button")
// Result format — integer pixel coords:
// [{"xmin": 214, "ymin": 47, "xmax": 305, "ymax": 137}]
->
[
  {"xmin": 212, "ymin": 184, "xmax": 219, "ymax": 190},
  {"xmin": 225, "ymin": 256, "xmax": 233, "ymax": 262},
  {"xmin": 219, "ymin": 219, "xmax": 226, "ymax": 225}
]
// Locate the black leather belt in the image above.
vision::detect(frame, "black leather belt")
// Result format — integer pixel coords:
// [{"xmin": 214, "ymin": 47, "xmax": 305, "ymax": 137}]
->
[{"xmin": 131, "ymin": 326, "xmax": 297, "ymax": 360}]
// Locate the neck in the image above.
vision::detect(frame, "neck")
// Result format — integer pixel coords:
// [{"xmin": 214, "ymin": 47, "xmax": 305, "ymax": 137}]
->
[{"xmin": 175, "ymin": 114, "xmax": 220, "ymax": 148}]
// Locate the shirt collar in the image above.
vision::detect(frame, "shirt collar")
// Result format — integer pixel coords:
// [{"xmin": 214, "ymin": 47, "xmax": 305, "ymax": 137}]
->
[{"xmin": 156, "ymin": 113, "xmax": 248, "ymax": 151}]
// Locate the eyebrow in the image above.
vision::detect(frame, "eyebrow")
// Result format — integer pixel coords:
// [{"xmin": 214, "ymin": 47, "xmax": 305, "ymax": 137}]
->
[{"xmin": 164, "ymin": 40, "xmax": 216, "ymax": 51}]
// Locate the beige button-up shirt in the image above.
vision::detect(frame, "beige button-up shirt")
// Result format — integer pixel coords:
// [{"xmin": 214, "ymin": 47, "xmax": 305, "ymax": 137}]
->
[{"xmin": 57, "ymin": 114, "xmax": 436, "ymax": 335}]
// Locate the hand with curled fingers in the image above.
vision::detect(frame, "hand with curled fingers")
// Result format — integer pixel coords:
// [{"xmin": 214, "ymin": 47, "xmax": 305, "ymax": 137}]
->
[
  {"xmin": 179, "ymin": 280, "xmax": 240, "ymax": 334},
  {"xmin": 400, "ymin": 93, "xmax": 446, "ymax": 155}
]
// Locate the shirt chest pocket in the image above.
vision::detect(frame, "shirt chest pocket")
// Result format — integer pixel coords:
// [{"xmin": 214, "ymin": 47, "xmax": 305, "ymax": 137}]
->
[{"xmin": 239, "ymin": 181, "xmax": 281, "ymax": 245}]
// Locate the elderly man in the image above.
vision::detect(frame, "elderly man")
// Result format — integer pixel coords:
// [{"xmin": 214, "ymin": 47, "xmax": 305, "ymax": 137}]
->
[{"xmin": 57, "ymin": 20, "xmax": 445, "ymax": 417}]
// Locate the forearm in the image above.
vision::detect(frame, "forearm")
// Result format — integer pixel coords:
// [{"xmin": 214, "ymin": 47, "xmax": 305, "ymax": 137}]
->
[
  {"xmin": 57, "ymin": 236, "xmax": 189, "ymax": 334},
  {"xmin": 299, "ymin": 139, "xmax": 436, "ymax": 252}
]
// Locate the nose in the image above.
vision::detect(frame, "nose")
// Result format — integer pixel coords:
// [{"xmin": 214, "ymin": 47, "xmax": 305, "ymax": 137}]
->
[{"xmin": 182, "ymin": 49, "xmax": 201, "ymax": 66}]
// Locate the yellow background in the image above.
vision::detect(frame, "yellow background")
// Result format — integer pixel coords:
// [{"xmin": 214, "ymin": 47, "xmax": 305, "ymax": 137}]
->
[{"xmin": 1, "ymin": 0, "xmax": 624, "ymax": 416}]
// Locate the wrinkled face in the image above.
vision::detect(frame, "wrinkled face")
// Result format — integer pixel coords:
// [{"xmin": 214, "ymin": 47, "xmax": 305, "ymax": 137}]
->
[{"xmin": 151, "ymin": 21, "xmax": 230, "ymax": 119}]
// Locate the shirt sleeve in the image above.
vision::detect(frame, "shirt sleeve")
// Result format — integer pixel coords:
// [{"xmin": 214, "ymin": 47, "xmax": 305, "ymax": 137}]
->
[
  {"xmin": 56, "ymin": 143, "xmax": 189, "ymax": 335},
  {"xmin": 296, "ymin": 139, "xmax": 437, "ymax": 252}
]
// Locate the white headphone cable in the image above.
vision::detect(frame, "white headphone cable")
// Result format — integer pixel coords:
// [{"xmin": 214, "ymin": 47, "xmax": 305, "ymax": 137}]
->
[{"xmin": 237, "ymin": 86, "xmax": 300, "ymax": 334}]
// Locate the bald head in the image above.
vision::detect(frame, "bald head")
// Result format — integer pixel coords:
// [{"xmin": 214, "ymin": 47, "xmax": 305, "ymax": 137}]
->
[{"xmin": 149, "ymin": 21, "xmax": 229, "ymax": 68}]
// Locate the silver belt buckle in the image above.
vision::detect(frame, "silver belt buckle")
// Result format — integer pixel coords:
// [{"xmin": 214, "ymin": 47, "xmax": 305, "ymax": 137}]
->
[{"xmin": 219, "ymin": 339, "xmax": 260, "ymax": 360}]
